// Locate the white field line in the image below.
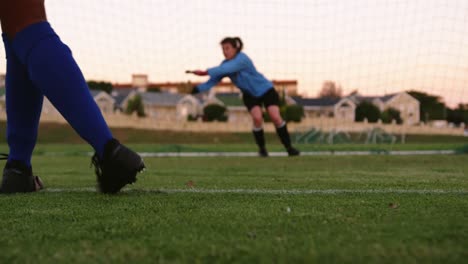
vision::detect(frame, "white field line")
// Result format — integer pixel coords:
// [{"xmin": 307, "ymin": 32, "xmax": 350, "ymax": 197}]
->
[
  {"xmin": 40, "ymin": 150, "xmax": 457, "ymax": 158},
  {"xmin": 43, "ymin": 188, "xmax": 468, "ymax": 194},
  {"xmin": 137, "ymin": 150, "xmax": 456, "ymax": 157}
]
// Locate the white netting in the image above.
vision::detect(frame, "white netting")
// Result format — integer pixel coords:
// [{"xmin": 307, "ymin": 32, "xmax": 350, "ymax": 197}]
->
[{"xmin": 1, "ymin": 0, "xmax": 467, "ymax": 106}]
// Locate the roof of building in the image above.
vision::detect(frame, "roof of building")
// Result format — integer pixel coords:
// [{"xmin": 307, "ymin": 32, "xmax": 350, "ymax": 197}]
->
[
  {"xmin": 380, "ymin": 94, "xmax": 397, "ymax": 102},
  {"xmin": 89, "ymin": 90, "xmax": 107, "ymax": 97},
  {"xmin": 111, "ymin": 89, "xmax": 138, "ymax": 105},
  {"xmin": 350, "ymin": 93, "xmax": 398, "ymax": 103},
  {"xmin": 292, "ymin": 96, "xmax": 342, "ymax": 107},
  {"xmin": 293, "ymin": 92, "xmax": 408, "ymax": 107}
]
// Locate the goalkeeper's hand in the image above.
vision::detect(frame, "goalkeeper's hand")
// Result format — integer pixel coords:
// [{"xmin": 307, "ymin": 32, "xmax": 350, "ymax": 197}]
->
[{"xmin": 188, "ymin": 70, "xmax": 208, "ymax": 76}]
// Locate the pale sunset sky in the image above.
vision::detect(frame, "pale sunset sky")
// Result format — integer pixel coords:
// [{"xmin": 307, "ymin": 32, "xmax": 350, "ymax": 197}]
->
[{"xmin": 1, "ymin": 0, "xmax": 467, "ymax": 106}]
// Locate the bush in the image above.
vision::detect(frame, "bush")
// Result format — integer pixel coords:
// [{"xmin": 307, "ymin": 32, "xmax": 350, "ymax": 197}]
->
[
  {"xmin": 263, "ymin": 105, "xmax": 304, "ymax": 123},
  {"xmin": 355, "ymin": 101, "xmax": 381, "ymax": 123},
  {"xmin": 203, "ymin": 104, "xmax": 228, "ymax": 122},
  {"xmin": 381, "ymin": 107, "xmax": 402, "ymax": 124},
  {"xmin": 446, "ymin": 104, "xmax": 468, "ymax": 126},
  {"xmin": 125, "ymin": 95, "xmax": 146, "ymax": 117},
  {"xmin": 283, "ymin": 105, "xmax": 304, "ymax": 122},
  {"xmin": 187, "ymin": 114, "xmax": 198, "ymax": 122}
]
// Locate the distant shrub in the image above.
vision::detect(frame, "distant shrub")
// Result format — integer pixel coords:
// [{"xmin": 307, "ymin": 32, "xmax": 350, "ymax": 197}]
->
[
  {"xmin": 203, "ymin": 104, "xmax": 228, "ymax": 122},
  {"xmin": 264, "ymin": 105, "xmax": 304, "ymax": 123},
  {"xmin": 283, "ymin": 105, "xmax": 304, "ymax": 122},
  {"xmin": 125, "ymin": 95, "xmax": 146, "ymax": 117},
  {"xmin": 187, "ymin": 114, "xmax": 198, "ymax": 122},
  {"xmin": 381, "ymin": 107, "xmax": 402, "ymax": 124},
  {"xmin": 355, "ymin": 101, "xmax": 381, "ymax": 123}
]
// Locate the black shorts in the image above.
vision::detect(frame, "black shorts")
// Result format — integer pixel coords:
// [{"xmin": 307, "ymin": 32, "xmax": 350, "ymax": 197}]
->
[{"xmin": 242, "ymin": 88, "xmax": 280, "ymax": 111}]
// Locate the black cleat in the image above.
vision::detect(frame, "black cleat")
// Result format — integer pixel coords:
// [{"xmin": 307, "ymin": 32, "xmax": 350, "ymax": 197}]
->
[
  {"xmin": 258, "ymin": 148, "xmax": 269, "ymax": 157},
  {"xmin": 92, "ymin": 139, "xmax": 145, "ymax": 194},
  {"xmin": 0, "ymin": 160, "xmax": 44, "ymax": 194},
  {"xmin": 287, "ymin": 147, "xmax": 300, "ymax": 156}
]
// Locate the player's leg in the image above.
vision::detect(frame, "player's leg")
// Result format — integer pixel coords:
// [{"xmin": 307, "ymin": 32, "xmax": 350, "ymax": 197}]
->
[
  {"xmin": 0, "ymin": 34, "xmax": 44, "ymax": 193},
  {"xmin": 11, "ymin": 22, "xmax": 145, "ymax": 193},
  {"xmin": 12, "ymin": 22, "xmax": 114, "ymax": 157},
  {"xmin": 1, "ymin": 1, "xmax": 145, "ymax": 193},
  {"xmin": 264, "ymin": 89, "xmax": 300, "ymax": 156},
  {"xmin": 266, "ymin": 105, "xmax": 300, "ymax": 156},
  {"xmin": 243, "ymin": 93, "xmax": 268, "ymax": 157},
  {"xmin": 250, "ymin": 106, "xmax": 269, "ymax": 157},
  {"xmin": 1, "ymin": 0, "xmax": 111, "ymax": 157},
  {"xmin": 2, "ymin": 34, "xmax": 43, "ymax": 166}
]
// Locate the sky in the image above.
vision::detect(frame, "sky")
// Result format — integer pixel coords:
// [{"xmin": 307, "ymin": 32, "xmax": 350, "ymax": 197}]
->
[{"xmin": 1, "ymin": 0, "xmax": 467, "ymax": 107}]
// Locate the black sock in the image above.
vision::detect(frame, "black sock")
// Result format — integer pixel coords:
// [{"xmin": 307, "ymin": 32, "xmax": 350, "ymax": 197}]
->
[
  {"xmin": 276, "ymin": 123, "xmax": 292, "ymax": 149},
  {"xmin": 252, "ymin": 128, "xmax": 266, "ymax": 150}
]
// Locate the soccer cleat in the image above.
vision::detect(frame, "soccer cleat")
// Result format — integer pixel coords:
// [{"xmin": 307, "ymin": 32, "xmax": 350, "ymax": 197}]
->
[
  {"xmin": 287, "ymin": 146, "xmax": 300, "ymax": 156},
  {"xmin": 0, "ymin": 160, "xmax": 44, "ymax": 193},
  {"xmin": 91, "ymin": 139, "xmax": 145, "ymax": 194},
  {"xmin": 258, "ymin": 147, "xmax": 269, "ymax": 157}
]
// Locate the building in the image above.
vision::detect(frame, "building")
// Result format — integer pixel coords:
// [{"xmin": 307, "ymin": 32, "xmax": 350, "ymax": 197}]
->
[
  {"xmin": 292, "ymin": 97, "xmax": 356, "ymax": 121},
  {"xmin": 349, "ymin": 92, "xmax": 420, "ymax": 125},
  {"xmin": 90, "ymin": 90, "xmax": 116, "ymax": 114},
  {"xmin": 118, "ymin": 91, "xmax": 186, "ymax": 120},
  {"xmin": 207, "ymin": 80, "xmax": 299, "ymax": 96},
  {"xmin": 115, "ymin": 90, "xmax": 251, "ymax": 122},
  {"xmin": 113, "ymin": 75, "xmax": 299, "ymax": 96},
  {"xmin": 131, "ymin": 74, "xmax": 149, "ymax": 91},
  {"xmin": 292, "ymin": 92, "xmax": 420, "ymax": 125},
  {"xmin": 40, "ymin": 90, "xmax": 115, "ymax": 115}
]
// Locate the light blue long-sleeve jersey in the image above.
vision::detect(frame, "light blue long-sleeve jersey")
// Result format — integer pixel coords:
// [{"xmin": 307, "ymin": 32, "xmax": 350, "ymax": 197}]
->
[{"xmin": 197, "ymin": 52, "xmax": 273, "ymax": 97}]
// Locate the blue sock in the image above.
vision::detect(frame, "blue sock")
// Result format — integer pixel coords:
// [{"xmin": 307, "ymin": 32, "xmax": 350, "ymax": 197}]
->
[
  {"xmin": 2, "ymin": 34, "xmax": 43, "ymax": 167},
  {"xmin": 11, "ymin": 22, "xmax": 113, "ymax": 158}
]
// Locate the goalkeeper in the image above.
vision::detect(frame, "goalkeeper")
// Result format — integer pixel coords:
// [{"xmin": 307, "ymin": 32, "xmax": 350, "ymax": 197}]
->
[{"xmin": 187, "ymin": 37, "xmax": 300, "ymax": 157}]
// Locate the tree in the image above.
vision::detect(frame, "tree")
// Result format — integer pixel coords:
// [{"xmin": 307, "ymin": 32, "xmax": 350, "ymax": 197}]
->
[
  {"xmin": 381, "ymin": 107, "xmax": 402, "ymax": 124},
  {"xmin": 147, "ymin": 85, "xmax": 161, "ymax": 93},
  {"xmin": 125, "ymin": 95, "xmax": 146, "ymax": 117},
  {"xmin": 407, "ymin": 90, "xmax": 446, "ymax": 122},
  {"xmin": 87, "ymin": 81, "xmax": 113, "ymax": 94},
  {"xmin": 318, "ymin": 81, "xmax": 342, "ymax": 99},
  {"xmin": 446, "ymin": 104, "xmax": 468, "ymax": 126},
  {"xmin": 355, "ymin": 101, "xmax": 381, "ymax": 123}
]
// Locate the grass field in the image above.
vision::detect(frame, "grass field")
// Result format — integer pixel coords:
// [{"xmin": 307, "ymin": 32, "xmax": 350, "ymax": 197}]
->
[
  {"xmin": 0, "ymin": 122, "xmax": 466, "ymax": 262},
  {"xmin": 0, "ymin": 144, "xmax": 467, "ymax": 263}
]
